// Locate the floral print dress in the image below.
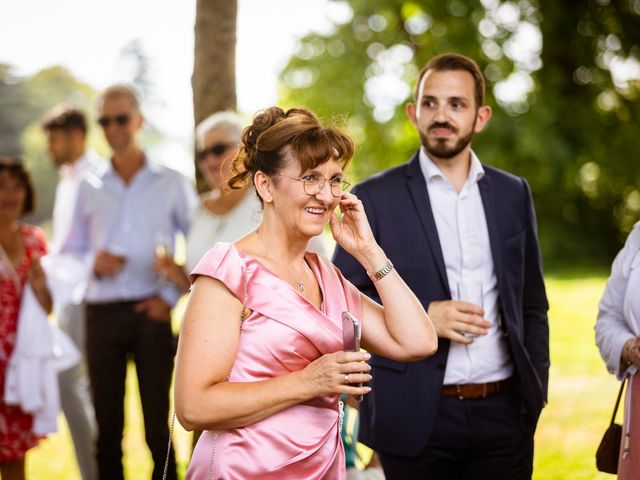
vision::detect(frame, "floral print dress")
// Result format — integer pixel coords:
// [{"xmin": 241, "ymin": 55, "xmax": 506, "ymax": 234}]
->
[{"xmin": 0, "ymin": 224, "xmax": 47, "ymax": 461}]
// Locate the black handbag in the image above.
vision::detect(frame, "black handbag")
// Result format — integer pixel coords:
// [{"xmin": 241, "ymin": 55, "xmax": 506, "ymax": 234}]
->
[{"xmin": 596, "ymin": 379, "xmax": 626, "ymax": 474}]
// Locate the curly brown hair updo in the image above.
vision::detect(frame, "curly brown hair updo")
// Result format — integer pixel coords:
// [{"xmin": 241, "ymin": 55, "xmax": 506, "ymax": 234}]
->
[{"xmin": 228, "ymin": 107, "xmax": 355, "ymax": 193}]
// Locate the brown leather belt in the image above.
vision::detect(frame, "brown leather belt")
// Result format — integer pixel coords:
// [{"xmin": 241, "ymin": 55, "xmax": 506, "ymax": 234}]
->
[{"xmin": 441, "ymin": 379, "xmax": 508, "ymax": 400}]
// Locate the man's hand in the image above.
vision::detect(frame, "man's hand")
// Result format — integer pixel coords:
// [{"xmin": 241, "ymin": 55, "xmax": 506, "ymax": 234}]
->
[
  {"xmin": 134, "ymin": 295, "xmax": 172, "ymax": 322},
  {"xmin": 93, "ymin": 250, "xmax": 126, "ymax": 277},
  {"xmin": 427, "ymin": 300, "xmax": 491, "ymax": 344}
]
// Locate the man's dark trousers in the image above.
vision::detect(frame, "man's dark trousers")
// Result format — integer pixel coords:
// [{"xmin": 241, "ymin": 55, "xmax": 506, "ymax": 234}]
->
[{"xmin": 86, "ymin": 300, "xmax": 177, "ymax": 480}]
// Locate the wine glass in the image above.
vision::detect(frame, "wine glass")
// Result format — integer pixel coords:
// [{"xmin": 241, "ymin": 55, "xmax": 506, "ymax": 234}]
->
[{"xmin": 456, "ymin": 280, "xmax": 484, "ymax": 339}]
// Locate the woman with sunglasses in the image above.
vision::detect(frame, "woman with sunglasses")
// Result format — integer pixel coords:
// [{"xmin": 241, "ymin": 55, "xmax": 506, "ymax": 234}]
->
[
  {"xmin": 0, "ymin": 158, "xmax": 51, "ymax": 480},
  {"xmin": 174, "ymin": 107, "xmax": 437, "ymax": 479}
]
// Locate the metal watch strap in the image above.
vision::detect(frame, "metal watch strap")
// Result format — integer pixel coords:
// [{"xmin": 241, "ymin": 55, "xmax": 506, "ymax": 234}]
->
[{"xmin": 367, "ymin": 258, "xmax": 394, "ymax": 282}]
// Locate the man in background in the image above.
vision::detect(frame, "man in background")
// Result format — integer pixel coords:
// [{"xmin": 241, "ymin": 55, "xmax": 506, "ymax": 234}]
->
[
  {"xmin": 61, "ymin": 85, "xmax": 197, "ymax": 480},
  {"xmin": 42, "ymin": 104, "xmax": 100, "ymax": 480},
  {"xmin": 334, "ymin": 53, "xmax": 549, "ymax": 479}
]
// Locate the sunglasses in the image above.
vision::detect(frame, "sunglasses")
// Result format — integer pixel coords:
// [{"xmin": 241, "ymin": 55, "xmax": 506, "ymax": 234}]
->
[
  {"xmin": 197, "ymin": 143, "xmax": 235, "ymax": 160},
  {"xmin": 97, "ymin": 114, "xmax": 130, "ymax": 128}
]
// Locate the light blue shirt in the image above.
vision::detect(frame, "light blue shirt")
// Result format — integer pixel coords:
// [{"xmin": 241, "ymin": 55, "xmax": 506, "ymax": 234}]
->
[{"xmin": 61, "ymin": 155, "xmax": 198, "ymax": 306}]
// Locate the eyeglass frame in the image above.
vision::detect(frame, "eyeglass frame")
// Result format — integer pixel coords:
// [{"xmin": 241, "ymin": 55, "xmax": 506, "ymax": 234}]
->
[
  {"xmin": 97, "ymin": 114, "xmax": 131, "ymax": 128},
  {"xmin": 278, "ymin": 173, "xmax": 351, "ymax": 198}
]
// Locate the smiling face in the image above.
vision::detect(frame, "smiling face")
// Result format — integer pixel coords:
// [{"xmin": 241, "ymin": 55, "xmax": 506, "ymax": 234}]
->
[
  {"xmin": 407, "ymin": 69, "xmax": 491, "ymax": 162},
  {"xmin": 0, "ymin": 170, "xmax": 27, "ymax": 221},
  {"xmin": 98, "ymin": 95, "xmax": 143, "ymax": 155},
  {"xmin": 259, "ymin": 146, "xmax": 343, "ymax": 239}
]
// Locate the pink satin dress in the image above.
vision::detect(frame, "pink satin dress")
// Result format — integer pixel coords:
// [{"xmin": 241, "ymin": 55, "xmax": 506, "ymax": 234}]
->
[{"xmin": 186, "ymin": 242, "xmax": 362, "ymax": 480}]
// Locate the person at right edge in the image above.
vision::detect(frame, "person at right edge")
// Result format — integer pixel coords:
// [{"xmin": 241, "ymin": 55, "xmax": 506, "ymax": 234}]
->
[
  {"xmin": 333, "ymin": 53, "xmax": 549, "ymax": 480},
  {"xmin": 596, "ymin": 221, "xmax": 640, "ymax": 478}
]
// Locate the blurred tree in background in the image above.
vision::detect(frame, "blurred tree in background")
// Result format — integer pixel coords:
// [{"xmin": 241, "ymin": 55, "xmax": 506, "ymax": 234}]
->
[
  {"xmin": 192, "ymin": 0, "xmax": 238, "ymax": 192},
  {"xmin": 279, "ymin": 0, "xmax": 640, "ymax": 266}
]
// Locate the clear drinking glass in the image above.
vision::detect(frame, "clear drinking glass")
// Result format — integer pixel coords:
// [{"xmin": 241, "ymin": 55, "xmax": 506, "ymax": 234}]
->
[
  {"xmin": 154, "ymin": 231, "xmax": 173, "ymax": 286},
  {"xmin": 456, "ymin": 280, "xmax": 483, "ymax": 339},
  {"xmin": 108, "ymin": 241, "xmax": 127, "ymax": 269}
]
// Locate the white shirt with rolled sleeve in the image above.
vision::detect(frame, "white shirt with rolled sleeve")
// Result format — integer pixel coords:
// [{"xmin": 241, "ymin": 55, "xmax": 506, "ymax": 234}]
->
[
  {"xmin": 419, "ymin": 148, "xmax": 513, "ymax": 385},
  {"xmin": 61, "ymin": 155, "xmax": 198, "ymax": 307},
  {"xmin": 596, "ymin": 222, "xmax": 640, "ymax": 379}
]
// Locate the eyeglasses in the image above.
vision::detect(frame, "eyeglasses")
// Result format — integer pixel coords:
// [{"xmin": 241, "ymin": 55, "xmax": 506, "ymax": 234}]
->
[
  {"xmin": 197, "ymin": 143, "xmax": 235, "ymax": 161},
  {"xmin": 279, "ymin": 173, "xmax": 351, "ymax": 197},
  {"xmin": 97, "ymin": 114, "xmax": 130, "ymax": 128}
]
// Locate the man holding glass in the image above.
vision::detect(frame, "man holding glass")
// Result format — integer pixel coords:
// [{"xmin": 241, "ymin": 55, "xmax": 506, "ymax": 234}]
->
[
  {"xmin": 333, "ymin": 53, "xmax": 549, "ymax": 479},
  {"xmin": 61, "ymin": 85, "xmax": 197, "ymax": 480}
]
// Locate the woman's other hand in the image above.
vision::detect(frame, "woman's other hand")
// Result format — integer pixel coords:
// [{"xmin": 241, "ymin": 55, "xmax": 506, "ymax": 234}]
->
[
  {"xmin": 154, "ymin": 254, "xmax": 190, "ymax": 292},
  {"xmin": 298, "ymin": 350, "xmax": 372, "ymax": 399},
  {"xmin": 621, "ymin": 337, "xmax": 640, "ymax": 370}
]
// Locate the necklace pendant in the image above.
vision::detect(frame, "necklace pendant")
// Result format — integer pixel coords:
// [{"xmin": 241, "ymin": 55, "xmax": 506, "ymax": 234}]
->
[{"xmin": 297, "ymin": 281, "xmax": 305, "ymax": 292}]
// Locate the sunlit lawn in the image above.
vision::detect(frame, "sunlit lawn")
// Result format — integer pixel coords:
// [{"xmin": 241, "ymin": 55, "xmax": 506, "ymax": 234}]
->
[{"xmin": 25, "ymin": 274, "xmax": 619, "ymax": 479}]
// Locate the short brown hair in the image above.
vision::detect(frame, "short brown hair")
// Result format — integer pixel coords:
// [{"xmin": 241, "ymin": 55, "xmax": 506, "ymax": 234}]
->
[
  {"xmin": 228, "ymin": 107, "xmax": 354, "ymax": 192},
  {"xmin": 414, "ymin": 53, "xmax": 485, "ymax": 108},
  {"xmin": 41, "ymin": 104, "xmax": 87, "ymax": 134},
  {"xmin": 97, "ymin": 84, "xmax": 140, "ymax": 111},
  {"xmin": 0, "ymin": 157, "xmax": 36, "ymax": 215}
]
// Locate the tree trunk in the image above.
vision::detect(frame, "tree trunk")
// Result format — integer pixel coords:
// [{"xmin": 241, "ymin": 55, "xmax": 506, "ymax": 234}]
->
[{"xmin": 192, "ymin": 0, "xmax": 237, "ymax": 192}]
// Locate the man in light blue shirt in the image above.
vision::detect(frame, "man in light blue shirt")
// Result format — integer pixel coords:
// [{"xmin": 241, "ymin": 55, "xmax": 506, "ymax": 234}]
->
[{"xmin": 62, "ymin": 85, "xmax": 197, "ymax": 480}]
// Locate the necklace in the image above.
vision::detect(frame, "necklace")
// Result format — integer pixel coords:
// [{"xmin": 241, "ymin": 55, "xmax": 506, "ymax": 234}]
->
[{"xmin": 255, "ymin": 228, "xmax": 307, "ymax": 293}]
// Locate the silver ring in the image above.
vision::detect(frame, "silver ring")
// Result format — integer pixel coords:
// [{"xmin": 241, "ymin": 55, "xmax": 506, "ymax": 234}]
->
[{"xmin": 344, "ymin": 373, "xmax": 350, "ymax": 384}]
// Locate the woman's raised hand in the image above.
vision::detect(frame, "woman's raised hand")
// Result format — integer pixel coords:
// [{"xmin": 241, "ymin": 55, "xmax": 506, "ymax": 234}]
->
[
  {"xmin": 298, "ymin": 350, "xmax": 372, "ymax": 399},
  {"xmin": 329, "ymin": 192, "xmax": 387, "ymax": 273},
  {"xmin": 329, "ymin": 193, "xmax": 377, "ymax": 258}
]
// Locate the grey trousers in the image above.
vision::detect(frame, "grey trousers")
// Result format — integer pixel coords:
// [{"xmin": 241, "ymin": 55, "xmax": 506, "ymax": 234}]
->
[{"xmin": 58, "ymin": 303, "xmax": 98, "ymax": 480}]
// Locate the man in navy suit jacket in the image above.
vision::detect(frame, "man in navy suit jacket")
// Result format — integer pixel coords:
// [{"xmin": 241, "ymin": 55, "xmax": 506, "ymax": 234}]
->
[{"xmin": 333, "ymin": 53, "xmax": 549, "ymax": 479}]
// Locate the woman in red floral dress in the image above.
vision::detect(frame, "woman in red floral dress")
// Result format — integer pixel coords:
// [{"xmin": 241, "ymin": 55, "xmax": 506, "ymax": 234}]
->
[{"xmin": 0, "ymin": 158, "xmax": 51, "ymax": 479}]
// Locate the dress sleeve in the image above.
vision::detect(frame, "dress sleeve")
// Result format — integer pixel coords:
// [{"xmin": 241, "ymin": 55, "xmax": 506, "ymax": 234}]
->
[{"xmin": 189, "ymin": 242, "xmax": 246, "ymax": 301}]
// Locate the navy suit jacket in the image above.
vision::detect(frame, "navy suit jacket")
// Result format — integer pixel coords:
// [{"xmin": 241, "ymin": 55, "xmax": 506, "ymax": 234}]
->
[{"xmin": 332, "ymin": 153, "xmax": 549, "ymax": 458}]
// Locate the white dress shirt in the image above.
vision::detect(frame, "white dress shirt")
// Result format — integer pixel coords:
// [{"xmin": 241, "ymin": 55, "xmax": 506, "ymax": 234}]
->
[
  {"xmin": 50, "ymin": 151, "xmax": 102, "ymax": 254},
  {"xmin": 419, "ymin": 148, "xmax": 513, "ymax": 384},
  {"xmin": 61, "ymin": 155, "xmax": 198, "ymax": 306}
]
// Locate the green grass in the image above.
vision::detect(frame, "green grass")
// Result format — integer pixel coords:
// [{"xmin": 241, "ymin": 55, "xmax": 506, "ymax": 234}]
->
[
  {"xmin": 533, "ymin": 274, "xmax": 618, "ymax": 480},
  {"xmin": 24, "ymin": 275, "xmax": 619, "ymax": 479}
]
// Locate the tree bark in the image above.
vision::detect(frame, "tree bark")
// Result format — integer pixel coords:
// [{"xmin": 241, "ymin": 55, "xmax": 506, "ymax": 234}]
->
[{"xmin": 192, "ymin": 0, "xmax": 237, "ymax": 192}]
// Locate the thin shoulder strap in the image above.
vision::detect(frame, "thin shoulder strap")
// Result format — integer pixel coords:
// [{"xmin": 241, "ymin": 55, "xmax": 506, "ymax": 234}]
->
[
  {"xmin": 240, "ymin": 265, "xmax": 249, "ymax": 325},
  {"xmin": 610, "ymin": 378, "xmax": 626, "ymax": 425}
]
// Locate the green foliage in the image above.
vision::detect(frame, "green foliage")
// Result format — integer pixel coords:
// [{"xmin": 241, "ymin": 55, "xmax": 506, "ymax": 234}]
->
[{"xmin": 279, "ymin": 0, "xmax": 640, "ymax": 266}]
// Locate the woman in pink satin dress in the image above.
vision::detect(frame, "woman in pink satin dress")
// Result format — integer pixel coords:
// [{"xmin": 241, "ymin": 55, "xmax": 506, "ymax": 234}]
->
[{"xmin": 174, "ymin": 107, "xmax": 438, "ymax": 479}]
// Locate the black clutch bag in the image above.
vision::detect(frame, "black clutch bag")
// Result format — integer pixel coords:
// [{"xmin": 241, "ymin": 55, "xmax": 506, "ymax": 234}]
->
[{"xmin": 596, "ymin": 379, "xmax": 626, "ymax": 474}]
